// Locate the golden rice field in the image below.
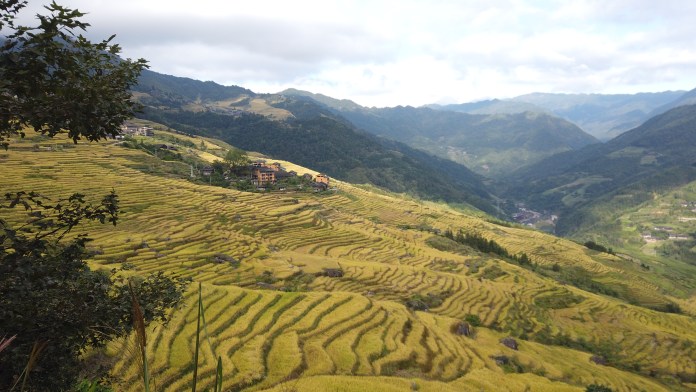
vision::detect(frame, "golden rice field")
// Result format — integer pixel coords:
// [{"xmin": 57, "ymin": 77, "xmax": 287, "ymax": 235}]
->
[{"xmin": 2, "ymin": 129, "xmax": 695, "ymax": 391}]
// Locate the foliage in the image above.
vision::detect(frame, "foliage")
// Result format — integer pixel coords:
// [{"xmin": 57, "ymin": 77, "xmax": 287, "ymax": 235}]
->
[
  {"xmin": 0, "ymin": 192, "xmax": 189, "ymax": 390},
  {"xmin": 463, "ymin": 314, "xmax": 482, "ymax": 327},
  {"xmin": 443, "ymin": 228, "xmax": 532, "ymax": 266},
  {"xmin": 0, "ymin": 0, "xmax": 147, "ymax": 148},
  {"xmin": 583, "ymin": 241, "xmax": 614, "ymax": 255},
  {"xmin": 224, "ymin": 147, "xmax": 250, "ymax": 169},
  {"xmin": 651, "ymin": 302, "xmax": 682, "ymax": 314},
  {"xmin": 281, "ymin": 271, "xmax": 316, "ymax": 292},
  {"xmin": 121, "ymin": 140, "xmax": 185, "ymax": 162}
]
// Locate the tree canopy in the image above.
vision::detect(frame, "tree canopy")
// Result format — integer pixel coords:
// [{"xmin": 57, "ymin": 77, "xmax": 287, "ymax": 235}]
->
[
  {"xmin": 0, "ymin": 2, "xmax": 188, "ymax": 390},
  {"xmin": 0, "ymin": 0, "xmax": 147, "ymax": 149},
  {"xmin": 223, "ymin": 147, "xmax": 250, "ymax": 168}
]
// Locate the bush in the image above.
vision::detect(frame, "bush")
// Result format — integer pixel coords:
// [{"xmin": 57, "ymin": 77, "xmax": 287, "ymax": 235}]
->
[{"xmin": 464, "ymin": 314, "xmax": 482, "ymax": 327}]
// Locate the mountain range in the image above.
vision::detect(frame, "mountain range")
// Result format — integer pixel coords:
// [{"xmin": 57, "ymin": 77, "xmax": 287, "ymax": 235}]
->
[
  {"xmin": 431, "ymin": 89, "xmax": 696, "ymax": 141},
  {"xmin": 282, "ymin": 89, "xmax": 599, "ymax": 178},
  {"xmin": 134, "ymin": 70, "xmax": 497, "ymax": 214}
]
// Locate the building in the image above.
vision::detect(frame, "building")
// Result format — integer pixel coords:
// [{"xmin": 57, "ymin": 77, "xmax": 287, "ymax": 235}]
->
[
  {"xmin": 312, "ymin": 182, "xmax": 329, "ymax": 191},
  {"xmin": 201, "ymin": 166, "xmax": 214, "ymax": 176},
  {"xmin": 119, "ymin": 124, "xmax": 154, "ymax": 136},
  {"xmin": 251, "ymin": 167, "xmax": 276, "ymax": 186},
  {"xmin": 315, "ymin": 173, "xmax": 330, "ymax": 185},
  {"xmin": 268, "ymin": 162, "xmax": 282, "ymax": 171}
]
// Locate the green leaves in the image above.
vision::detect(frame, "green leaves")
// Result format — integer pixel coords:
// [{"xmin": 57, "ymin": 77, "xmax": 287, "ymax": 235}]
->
[
  {"xmin": 1, "ymin": 190, "xmax": 119, "ymax": 241},
  {"xmin": 0, "ymin": 192, "xmax": 188, "ymax": 390},
  {"xmin": 0, "ymin": 0, "xmax": 148, "ymax": 149}
]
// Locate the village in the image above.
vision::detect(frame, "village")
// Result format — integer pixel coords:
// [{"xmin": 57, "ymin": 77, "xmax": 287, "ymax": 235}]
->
[
  {"xmin": 511, "ymin": 204, "xmax": 558, "ymax": 232},
  {"xmin": 641, "ymin": 226, "xmax": 692, "ymax": 243},
  {"xmin": 200, "ymin": 159, "xmax": 333, "ymax": 193},
  {"xmin": 118, "ymin": 123, "xmax": 333, "ymax": 193}
]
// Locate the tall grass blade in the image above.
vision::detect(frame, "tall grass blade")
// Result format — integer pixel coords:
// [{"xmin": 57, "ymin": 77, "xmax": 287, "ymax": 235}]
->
[
  {"xmin": 215, "ymin": 356, "xmax": 223, "ymax": 392},
  {"xmin": 129, "ymin": 280, "xmax": 151, "ymax": 392},
  {"xmin": 191, "ymin": 282, "xmax": 202, "ymax": 392}
]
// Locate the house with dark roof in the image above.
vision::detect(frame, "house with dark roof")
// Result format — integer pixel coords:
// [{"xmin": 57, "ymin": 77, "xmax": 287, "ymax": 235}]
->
[
  {"xmin": 201, "ymin": 166, "xmax": 214, "ymax": 176},
  {"xmin": 251, "ymin": 167, "xmax": 276, "ymax": 186}
]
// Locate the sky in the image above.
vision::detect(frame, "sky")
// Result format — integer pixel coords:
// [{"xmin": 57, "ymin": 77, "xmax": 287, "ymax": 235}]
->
[{"xmin": 13, "ymin": 0, "xmax": 696, "ymax": 107}]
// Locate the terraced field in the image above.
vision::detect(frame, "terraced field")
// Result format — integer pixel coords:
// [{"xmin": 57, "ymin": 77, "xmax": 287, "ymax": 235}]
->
[{"xmin": 2, "ymin": 129, "xmax": 695, "ymax": 391}]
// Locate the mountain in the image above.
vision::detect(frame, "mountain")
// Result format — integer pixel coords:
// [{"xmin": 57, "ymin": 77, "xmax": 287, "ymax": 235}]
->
[
  {"xmin": 136, "ymin": 69, "xmax": 253, "ymax": 103},
  {"xmin": 505, "ymin": 104, "xmax": 696, "ymax": 235},
  {"xmin": 428, "ymin": 99, "xmax": 546, "ymax": 115},
  {"xmin": 134, "ymin": 71, "xmax": 496, "ymax": 213},
  {"xmin": 282, "ymin": 90, "xmax": 598, "ymax": 178},
  {"xmin": 432, "ymin": 91, "xmax": 688, "ymax": 141},
  {"xmin": 510, "ymin": 91, "xmax": 686, "ymax": 140},
  {"xmin": 279, "ymin": 88, "xmax": 365, "ymax": 111},
  {"xmin": 648, "ymin": 87, "xmax": 696, "ymax": 117}
]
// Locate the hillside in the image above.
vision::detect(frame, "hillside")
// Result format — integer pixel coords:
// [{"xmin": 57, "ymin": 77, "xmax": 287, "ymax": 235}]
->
[
  {"xmin": 505, "ymin": 104, "xmax": 696, "ymax": 238},
  {"xmin": 282, "ymin": 90, "xmax": 598, "ymax": 178},
  {"xmin": 571, "ymin": 179, "xmax": 696, "ymax": 274},
  {"xmin": 2, "ymin": 128, "xmax": 695, "ymax": 391},
  {"xmin": 510, "ymin": 91, "xmax": 687, "ymax": 141},
  {"xmin": 134, "ymin": 72, "xmax": 496, "ymax": 213},
  {"xmin": 648, "ymin": 87, "xmax": 696, "ymax": 120}
]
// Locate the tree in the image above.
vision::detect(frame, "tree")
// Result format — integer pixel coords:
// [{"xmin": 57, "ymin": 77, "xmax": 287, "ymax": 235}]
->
[
  {"xmin": 0, "ymin": 0, "xmax": 147, "ymax": 149},
  {"xmin": 0, "ymin": 192, "xmax": 189, "ymax": 390},
  {"xmin": 224, "ymin": 147, "xmax": 250, "ymax": 170},
  {"xmin": 0, "ymin": 2, "xmax": 186, "ymax": 390}
]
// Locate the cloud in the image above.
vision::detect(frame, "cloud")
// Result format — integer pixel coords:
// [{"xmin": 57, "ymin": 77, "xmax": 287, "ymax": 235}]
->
[{"xmin": 11, "ymin": 0, "xmax": 696, "ymax": 106}]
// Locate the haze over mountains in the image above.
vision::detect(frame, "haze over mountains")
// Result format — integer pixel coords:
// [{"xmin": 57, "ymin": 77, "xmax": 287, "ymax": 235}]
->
[{"xmin": 430, "ymin": 90, "xmax": 696, "ymax": 141}]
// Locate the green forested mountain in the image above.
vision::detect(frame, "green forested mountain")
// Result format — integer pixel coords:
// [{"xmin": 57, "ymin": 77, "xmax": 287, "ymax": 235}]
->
[
  {"xmin": 136, "ymin": 69, "xmax": 253, "ymax": 103},
  {"xmin": 505, "ymin": 104, "xmax": 696, "ymax": 235},
  {"xmin": 134, "ymin": 71, "xmax": 496, "ymax": 213},
  {"xmin": 282, "ymin": 90, "xmax": 598, "ymax": 178}
]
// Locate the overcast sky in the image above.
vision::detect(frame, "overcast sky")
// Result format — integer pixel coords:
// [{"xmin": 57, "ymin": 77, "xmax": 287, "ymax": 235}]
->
[{"xmin": 14, "ymin": 0, "xmax": 696, "ymax": 107}]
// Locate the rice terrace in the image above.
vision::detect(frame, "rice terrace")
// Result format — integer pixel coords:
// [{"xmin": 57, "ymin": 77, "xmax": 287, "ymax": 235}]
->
[
  {"xmin": 2, "ymin": 1, "xmax": 696, "ymax": 391},
  {"xmin": 2, "ymin": 127, "xmax": 695, "ymax": 391}
]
